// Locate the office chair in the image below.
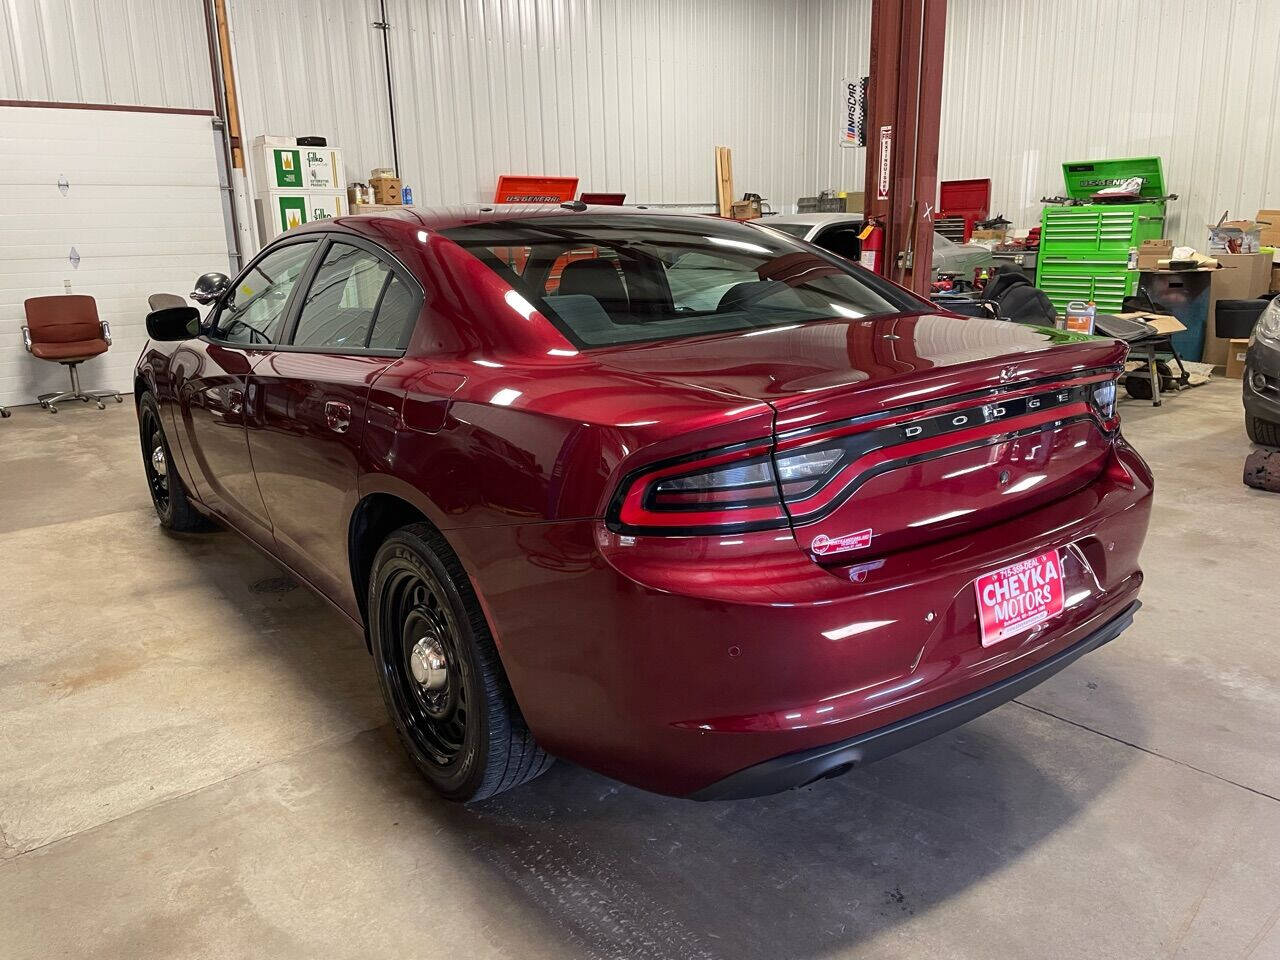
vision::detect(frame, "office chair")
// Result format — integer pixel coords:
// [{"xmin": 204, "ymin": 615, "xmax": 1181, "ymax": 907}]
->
[{"xmin": 22, "ymin": 295, "xmax": 124, "ymax": 413}]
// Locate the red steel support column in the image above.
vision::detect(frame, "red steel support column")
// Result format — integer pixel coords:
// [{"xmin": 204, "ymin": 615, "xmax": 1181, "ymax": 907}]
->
[
  {"xmin": 863, "ymin": 0, "xmax": 947, "ymax": 296},
  {"xmin": 910, "ymin": 0, "xmax": 947, "ymax": 292},
  {"xmin": 863, "ymin": 0, "xmax": 901, "ymax": 256}
]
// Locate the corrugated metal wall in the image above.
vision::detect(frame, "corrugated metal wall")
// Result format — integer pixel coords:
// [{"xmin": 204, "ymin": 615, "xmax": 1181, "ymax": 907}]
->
[
  {"xmin": 230, "ymin": 0, "xmax": 872, "ymax": 212},
  {"xmin": 5, "ymin": 0, "xmax": 1279, "ymax": 242},
  {"xmin": 938, "ymin": 0, "xmax": 1280, "ymax": 247},
  {"xmin": 226, "ymin": 0, "xmax": 394, "ymax": 190},
  {"xmin": 0, "ymin": 0, "xmax": 212, "ymax": 109}
]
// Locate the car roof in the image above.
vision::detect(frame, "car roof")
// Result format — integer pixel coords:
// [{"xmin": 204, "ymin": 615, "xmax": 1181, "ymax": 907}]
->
[{"xmin": 293, "ymin": 203, "xmax": 712, "ymax": 237}]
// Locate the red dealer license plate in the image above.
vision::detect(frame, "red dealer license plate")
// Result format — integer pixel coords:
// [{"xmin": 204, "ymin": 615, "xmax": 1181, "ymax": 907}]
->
[{"xmin": 974, "ymin": 548, "xmax": 1065, "ymax": 647}]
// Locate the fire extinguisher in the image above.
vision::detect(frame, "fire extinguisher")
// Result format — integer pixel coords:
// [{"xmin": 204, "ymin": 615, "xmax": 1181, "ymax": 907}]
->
[{"xmin": 857, "ymin": 218, "xmax": 885, "ymax": 275}]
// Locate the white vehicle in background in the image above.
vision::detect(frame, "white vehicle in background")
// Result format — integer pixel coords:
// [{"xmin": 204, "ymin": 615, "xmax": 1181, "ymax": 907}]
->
[{"xmin": 764, "ymin": 212, "xmax": 996, "ymax": 281}]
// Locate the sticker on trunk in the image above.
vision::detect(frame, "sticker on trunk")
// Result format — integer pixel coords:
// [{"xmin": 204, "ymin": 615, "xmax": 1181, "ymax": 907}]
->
[
  {"xmin": 810, "ymin": 528, "xmax": 873, "ymax": 557},
  {"xmin": 974, "ymin": 548, "xmax": 1065, "ymax": 646}
]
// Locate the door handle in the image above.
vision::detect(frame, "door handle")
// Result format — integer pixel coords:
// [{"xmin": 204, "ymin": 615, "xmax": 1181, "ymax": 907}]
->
[{"xmin": 325, "ymin": 400, "xmax": 352, "ymax": 434}]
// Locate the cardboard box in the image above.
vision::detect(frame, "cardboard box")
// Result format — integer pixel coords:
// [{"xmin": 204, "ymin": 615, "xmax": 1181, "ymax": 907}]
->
[
  {"xmin": 1226, "ymin": 339, "xmax": 1250, "ymax": 379},
  {"xmin": 970, "ymin": 227, "xmax": 1008, "ymax": 242},
  {"xmin": 1257, "ymin": 209, "xmax": 1280, "ymax": 249},
  {"xmin": 1208, "ymin": 219, "xmax": 1263, "ymax": 255},
  {"xmin": 370, "ymin": 176, "xmax": 402, "ymax": 205},
  {"xmin": 730, "ymin": 199, "xmax": 761, "ymax": 220},
  {"xmin": 1137, "ymin": 238, "xmax": 1173, "ymax": 271},
  {"xmin": 255, "ymin": 134, "xmax": 297, "ymax": 149},
  {"xmin": 1203, "ymin": 252, "xmax": 1274, "ymax": 364},
  {"xmin": 255, "ymin": 140, "xmax": 344, "ymax": 192},
  {"xmin": 1115, "ymin": 311, "xmax": 1186, "ymax": 335},
  {"xmin": 841, "ymin": 191, "xmax": 865, "ymax": 213},
  {"xmin": 299, "ymin": 147, "xmax": 344, "ymax": 191},
  {"xmin": 255, "ymin": 192, "xmax": 347, "ymax": 239}
]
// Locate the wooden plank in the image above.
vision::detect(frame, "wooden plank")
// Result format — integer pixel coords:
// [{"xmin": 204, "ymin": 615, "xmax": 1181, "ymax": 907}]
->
[{"xmin": 715, "ymin": 146, "xmax": 734, "ymax": 218}]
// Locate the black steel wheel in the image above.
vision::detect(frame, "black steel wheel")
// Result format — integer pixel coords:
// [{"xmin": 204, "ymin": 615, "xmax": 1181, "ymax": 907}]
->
[
  {"xmin": 137, "ymin": 392, "xmax": 209, "ymax": 532},
  {"xmin": 369, "ymin": 524, "xmax": 553, "ymax": 801},
  {"xmin": 381, "ymin": 564, "xmax": 470, "ymax": 766}
]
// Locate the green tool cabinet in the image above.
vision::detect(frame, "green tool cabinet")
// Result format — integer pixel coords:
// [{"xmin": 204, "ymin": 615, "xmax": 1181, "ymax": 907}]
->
[{"xmin": 1036, "ymin": 158, "xmax": 1167, "ymax": 313}]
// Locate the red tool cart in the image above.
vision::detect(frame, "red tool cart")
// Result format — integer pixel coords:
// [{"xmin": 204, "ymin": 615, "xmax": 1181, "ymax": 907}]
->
[{"xmin": 935, "ymin": 178, "xmax": 990, "ymax": 243}]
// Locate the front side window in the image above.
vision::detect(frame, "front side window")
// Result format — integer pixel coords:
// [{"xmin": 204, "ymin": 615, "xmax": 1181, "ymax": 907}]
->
[
  {"xmin": 291, "ymin": 242, "xmax": 416, "ymax": 351},
  {"xmin": 933, "ymin": 230, "xmax": 960, "ymax": 252},
  {"xmin": 441, "ymin": 214, "xmax": 919, "ymax": 349},
  {"xmin": 218, "ymin": 241, "xmax": 316, "ymax": 346}
]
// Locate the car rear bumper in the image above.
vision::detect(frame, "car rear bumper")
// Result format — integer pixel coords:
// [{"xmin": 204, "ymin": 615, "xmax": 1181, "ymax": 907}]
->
[
  {"xmin": 450, "ymin": 439, "xmax": 1153, "ymax": 798},
  {"xmin": 690, "ymin": 599, "xmax": 1139, "ymax": 800}
]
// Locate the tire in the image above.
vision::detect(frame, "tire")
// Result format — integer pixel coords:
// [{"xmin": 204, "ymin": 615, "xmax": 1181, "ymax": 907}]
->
[
  {"xmin": 1246, "ymin": 414, "xmax": 1280, "ymax": 448},
  {"xmin": 138, "ymin": 392, "xmax": 210, "ymax": 532},
  {"xmin": 1123, "ymin": 373, "xmax": 1153, "ymax": 401},
  {"xmin": 368, "ymin": 523, "xmax": 553, "ymax": 801}
]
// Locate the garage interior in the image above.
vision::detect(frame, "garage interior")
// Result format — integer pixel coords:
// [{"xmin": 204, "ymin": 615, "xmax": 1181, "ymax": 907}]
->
[{"xmin": 2, "ymin": 2, "xmax": 1279, "ymax": 958}]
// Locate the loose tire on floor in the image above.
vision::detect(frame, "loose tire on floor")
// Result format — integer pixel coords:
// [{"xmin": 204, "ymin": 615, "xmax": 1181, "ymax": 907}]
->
[
  {"xmin": 368, "ymin": 523, "xmax": 553, "ymax": 801},
  {"xmin": 138, "ymin": 392, "xmax": 211, "ymax": 532},
  {"xmin": 1246, "ymin": 414, "xmax": 1280, "ymax": 448}
]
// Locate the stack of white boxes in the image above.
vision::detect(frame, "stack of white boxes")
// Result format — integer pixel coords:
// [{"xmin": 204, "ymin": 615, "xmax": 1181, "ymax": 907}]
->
[{"xmin": 253, "ymin": 135, "xmax": 347, "ymax": 239}]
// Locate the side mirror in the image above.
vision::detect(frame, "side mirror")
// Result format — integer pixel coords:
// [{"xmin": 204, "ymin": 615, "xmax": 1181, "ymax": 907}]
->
[
  {"xmin": 146, "ymin": 306, "xmax": 201, "ymax": 341},
  {"xmin": 191, "ymin": 272, "xmax": 232, "ymax": 305}
]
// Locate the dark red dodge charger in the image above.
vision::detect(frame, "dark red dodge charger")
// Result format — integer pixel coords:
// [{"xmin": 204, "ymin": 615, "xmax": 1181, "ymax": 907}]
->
[{"xmin": 136, "ymin": 206, "xmax": 1151, "ymax": 801}]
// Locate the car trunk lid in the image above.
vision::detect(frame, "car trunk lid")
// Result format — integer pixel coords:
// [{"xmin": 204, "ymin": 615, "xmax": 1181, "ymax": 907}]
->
[{"xmin": 594, "ymin": 312, "xmax": 1126, "ymax": 558}]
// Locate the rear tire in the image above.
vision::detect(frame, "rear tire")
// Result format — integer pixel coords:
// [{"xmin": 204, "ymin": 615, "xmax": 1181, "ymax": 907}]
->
[
  {"xmin": 368, "ymin": 523, "xmax": 553, "ymax": 802},
  {"xmin": 1246, "ymin": 414, "xmax": 1280, "ymax": 448},
  {"xmin": 138, "ymin": 392, "xmax": 210, "ymax": 532}
]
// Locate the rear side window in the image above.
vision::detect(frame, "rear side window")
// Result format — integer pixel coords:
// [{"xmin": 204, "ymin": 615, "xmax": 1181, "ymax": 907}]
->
[
  {"xmin": 367, "ymin": 274, "xmax": 417, "ymax": 349},
  {"xmin": 442, "ymin": 214, "xmax": 919, "ymax": 349},
  {"xmin": 291, "ymin": 242, "xmax": 417, "ymax": 351}
]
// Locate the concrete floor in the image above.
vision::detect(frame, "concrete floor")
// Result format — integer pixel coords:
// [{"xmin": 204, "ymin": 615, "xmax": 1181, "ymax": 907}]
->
[{"xmin": 1, "ymin": 380, "xmax": 1278, "ymax": 960}]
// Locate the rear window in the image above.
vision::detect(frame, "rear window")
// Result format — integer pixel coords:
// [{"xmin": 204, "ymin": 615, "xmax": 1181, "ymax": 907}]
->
[
  {"xmin": 764, "ymin": 222, "xmax": 813, "ymax": 239},
  {"xmin": 441, "ymin": 214, "xmax": 920, "ymax": 348}
]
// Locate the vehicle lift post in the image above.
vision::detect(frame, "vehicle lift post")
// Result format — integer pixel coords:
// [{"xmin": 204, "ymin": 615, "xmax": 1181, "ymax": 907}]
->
[{"xmin": 862, "ymin": 0, "xmax": 947, "ymax": 296}]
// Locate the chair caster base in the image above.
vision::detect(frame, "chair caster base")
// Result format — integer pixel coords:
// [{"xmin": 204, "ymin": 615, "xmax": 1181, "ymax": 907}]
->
[{"xmin": 36, "ymin": 388, "xmax": 120, "ymax": 412}]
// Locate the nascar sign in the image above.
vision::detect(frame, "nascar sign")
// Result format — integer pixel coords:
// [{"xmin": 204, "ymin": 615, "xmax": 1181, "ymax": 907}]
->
[{"xmin": 841, "ymin": 77, "xmax": 868, "ymax": 148}]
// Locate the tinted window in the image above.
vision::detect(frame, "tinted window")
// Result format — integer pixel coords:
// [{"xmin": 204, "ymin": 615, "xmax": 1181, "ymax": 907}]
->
[
  {"xmin": 442, "ymin": 215, "xmax": 918, "ymax": 348},
  {"xmin": 766, "ymin": 222, "xmax": 812, "ymax": 239},
  {"xmin": 815, "ymin": 227, "xmax": 862, "ymax": 260},
  {"xmin": 219, "ymin": 242, "xmax": 315, "ymax": 345},
  {"xmin": 367, "ymin": 274, "xmax": 417, "ymax": 349},
  {"xmin": 292, "ymin": 243, "xmax": 394, "ymax": 349}
]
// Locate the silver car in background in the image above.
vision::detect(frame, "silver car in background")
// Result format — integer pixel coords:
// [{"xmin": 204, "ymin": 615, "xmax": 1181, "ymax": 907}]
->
[{"xmin": 765, "ymin": 212, "xmax": 995, "ymax": 281}]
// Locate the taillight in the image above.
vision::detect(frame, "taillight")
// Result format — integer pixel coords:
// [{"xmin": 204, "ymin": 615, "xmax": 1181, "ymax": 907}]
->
[
  {"xmin": 610, "ymin": 371, "xmax": 1122, "ymax": 537},
  {"xmin": 609, "ymin": 441, "xmax": 844, "ymax": 535},
  {"xmin": 1090, "ymin": 377, "xmax": 1119, "ymax": 430}
]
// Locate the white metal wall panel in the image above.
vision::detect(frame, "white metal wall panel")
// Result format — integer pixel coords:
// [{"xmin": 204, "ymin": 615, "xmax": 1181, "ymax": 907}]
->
[
  {"xmin": 0, "ymin": 106, "xmax": 229, "ymax": 406},
  {"xmin": 0, "ymin": 0, "xmax": 213, "ymax": 109},
  {"xmin": 227, "ymin": 0, "xmax": 394, "ymax": 195},
  {"xmin": 938, "ymin": 0, "xmax": 1280, "ymax": 247},
  {"xmin": 227, "ymin": 0, "xmax": 872, "ymax": 213}
]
